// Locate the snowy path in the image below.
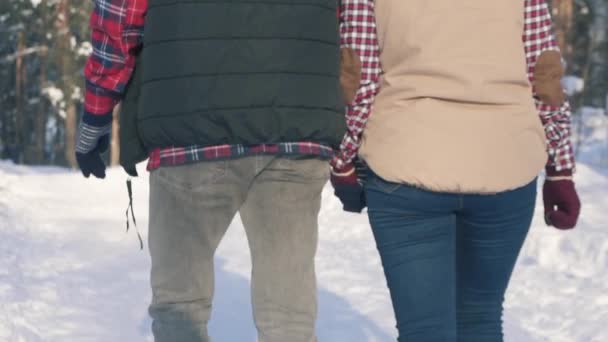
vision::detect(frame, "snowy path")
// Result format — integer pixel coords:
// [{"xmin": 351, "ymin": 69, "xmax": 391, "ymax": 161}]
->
[{"xmin": 0, "ymin": 161, "xmax": 606, "ymax": 342}]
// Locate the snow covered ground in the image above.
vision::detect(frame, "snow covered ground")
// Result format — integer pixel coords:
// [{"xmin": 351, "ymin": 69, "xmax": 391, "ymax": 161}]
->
[{"xmin": 1, "ymin": 133, "xmax": 606, "ymax": 341}]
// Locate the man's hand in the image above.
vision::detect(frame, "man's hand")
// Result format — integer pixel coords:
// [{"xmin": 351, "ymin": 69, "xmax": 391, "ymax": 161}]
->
[
  {"xmin": 330, "ymin": 162, "xmax": 366, "ymax": 213},
  {"xmin": 543, "ymin": 168, "xmax": 581, "ymax": 230},
  {"xmin": 76, "ymin": 134, "xmax": 109, "ymax": 179}
]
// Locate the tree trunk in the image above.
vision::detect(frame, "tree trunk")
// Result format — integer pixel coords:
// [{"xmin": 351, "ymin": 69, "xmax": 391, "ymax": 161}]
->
[
  {"xmin": 551, "ymin": 0, "xmax": 575, "ymax": 66},
  {"xmin": 584, "ymin": 0, "xmax": 608, "ymax": 108},
  {"xmin": 110, "ymin": 104, "xmax": 120, "ymax": 166},
  {"xmin": 56, "ymin": 0, "xmax": 78, "ymax": 168},
  {"xmin": 15, "ymin": 31, "xmax": 26, "ymax": 164},
  {"xmin": 64, "ymin": 103, "xmax": 78, "ymax": 167},
  {"xmin": 35, "ymin": 49, "xmax": 49, "ymax": 164}
]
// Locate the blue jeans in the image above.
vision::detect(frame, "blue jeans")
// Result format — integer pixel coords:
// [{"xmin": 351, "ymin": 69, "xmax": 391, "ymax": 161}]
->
[{"xmin": 365, "ymin": 173, "xmax": 536, "ymax": 342}]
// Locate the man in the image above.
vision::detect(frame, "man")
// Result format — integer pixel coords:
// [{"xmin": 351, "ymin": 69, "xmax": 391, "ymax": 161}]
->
[{"xmin": 76, "ymin": 0, "xmax": 378, "ymax": 341}]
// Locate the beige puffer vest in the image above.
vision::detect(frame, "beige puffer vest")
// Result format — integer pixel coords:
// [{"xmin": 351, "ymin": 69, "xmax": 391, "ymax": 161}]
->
[{"xmin": 360, "ymin": 0, "xmax": 547, "ymax": 193}]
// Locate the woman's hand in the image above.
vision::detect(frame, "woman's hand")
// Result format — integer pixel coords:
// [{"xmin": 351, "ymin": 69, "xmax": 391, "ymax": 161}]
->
[
  {"xmin": 330, "ymin": 162, "xmax": 366, "ymax": 213},
  {"xmin": 543, "ymin": 168, "xmax": 581, "ymax": 229}
]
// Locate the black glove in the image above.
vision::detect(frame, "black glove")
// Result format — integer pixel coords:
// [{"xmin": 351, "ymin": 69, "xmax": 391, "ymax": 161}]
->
[{"xmin": 76, "ymin": 134, "xmax": 109, "ymax": 179}]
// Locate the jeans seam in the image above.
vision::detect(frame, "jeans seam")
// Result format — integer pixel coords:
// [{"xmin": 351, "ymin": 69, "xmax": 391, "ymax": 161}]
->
[
  {"xmin": 255, "ymin": 155, "xmax": 261, "ymax": 174},
  {"xmin": 368, "ymin": 175, "xmax": 403, "ymax": 194}
]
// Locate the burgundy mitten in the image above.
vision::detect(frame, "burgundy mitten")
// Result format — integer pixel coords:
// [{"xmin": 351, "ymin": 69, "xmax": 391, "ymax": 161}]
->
[
  {"xmin": 543, "ymin": 168, "xmax": 581, "ymax": 230},
  {"xmin": 330, "ymin": 162, "xmax": 366, "ymax": 213}
]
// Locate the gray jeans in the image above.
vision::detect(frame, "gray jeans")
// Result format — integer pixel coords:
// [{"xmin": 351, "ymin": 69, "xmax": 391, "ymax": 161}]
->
[{"xmin": 148, "ymin": 155, "xmax": 329, "ymax": 342}]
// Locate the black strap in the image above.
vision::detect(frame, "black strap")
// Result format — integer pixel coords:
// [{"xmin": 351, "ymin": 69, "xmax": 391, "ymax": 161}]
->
[{"xmin": 125, "ymin": 178, "xmax": 144, "ymax": 250}]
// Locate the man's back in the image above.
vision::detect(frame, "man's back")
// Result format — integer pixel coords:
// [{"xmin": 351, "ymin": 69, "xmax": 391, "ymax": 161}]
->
[{"xmin": 137, "ymin": 0, "xmax": 345, "ymax": 149}]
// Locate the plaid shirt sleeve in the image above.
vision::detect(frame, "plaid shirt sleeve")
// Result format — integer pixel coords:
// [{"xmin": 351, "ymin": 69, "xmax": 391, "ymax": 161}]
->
[
  {"xmin": 331, "ymin": 0, "xmax": 382, "ymax": 170},
  {"xmin": 523, "ymin": 0, "xmax": 575, "ymax": 171},
  {"xmin": 77, "ymin": 0, "xmax": 147, "ymax": 154}
]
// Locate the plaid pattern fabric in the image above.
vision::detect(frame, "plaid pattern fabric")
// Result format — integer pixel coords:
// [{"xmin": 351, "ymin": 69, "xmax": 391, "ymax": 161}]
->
[
  {"xmin": 331, "ymin": 0, "xmax": 382, "ymax": 170},
  {"xmin": 79, "ymin": 0, "xmax": 147, "ymax": 153},
  {"xmin": 85, "ymin": 0, "xmax": 146, "ymax": 96},
  {"xmin": 523, "ymin": 0, "xmax": 575, "ymax": 171},
  {"xmin": 538, "ymin": 101, "xmax": 575, "ymax": 170},
  {"xmin": 146, "ymin": 143, "xmax": 334, "ymax": 171}
]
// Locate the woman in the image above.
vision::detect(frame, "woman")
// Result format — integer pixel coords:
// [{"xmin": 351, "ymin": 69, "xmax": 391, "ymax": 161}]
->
[{"xmin": 331, "ymin": 0, "xmax": 581, "ymax": 340}]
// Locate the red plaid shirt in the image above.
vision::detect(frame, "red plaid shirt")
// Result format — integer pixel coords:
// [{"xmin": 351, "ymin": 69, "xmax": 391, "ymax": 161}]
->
[
  {"xmin": 83, "ymin": 0, "xmax": 575, "ymax": 172},
  {"xmin": 524, "ymin": 0, "xmax": 576, "ymax": 171},
  {"xmin": 331, "ymin": 0, "xmax": 382, "ymax": 169}
]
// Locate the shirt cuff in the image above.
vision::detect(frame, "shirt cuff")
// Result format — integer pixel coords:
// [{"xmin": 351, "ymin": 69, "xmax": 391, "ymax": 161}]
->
[
  {"xmin": 84, "ymin": 81, "xmax": 122, "ymax": 115},
  {"xmin": 546, "ymin": 165, "xmax": 574, "ymax": 177}
]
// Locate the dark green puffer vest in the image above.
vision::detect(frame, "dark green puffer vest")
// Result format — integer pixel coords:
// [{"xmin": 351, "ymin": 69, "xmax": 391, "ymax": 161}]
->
[{"xmin": 119, "ymin": 0, "xmax": 345, "ymax": 174}]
